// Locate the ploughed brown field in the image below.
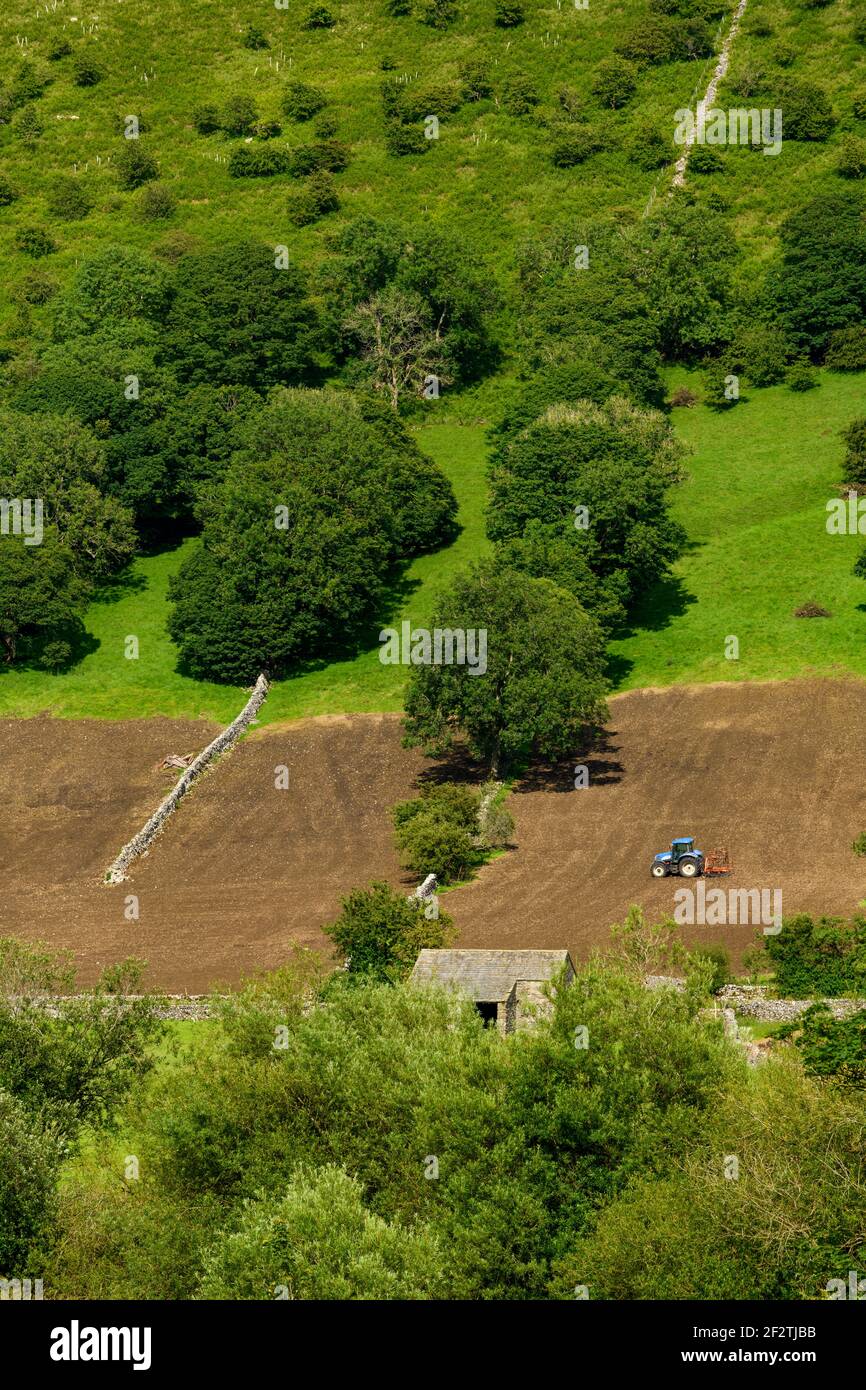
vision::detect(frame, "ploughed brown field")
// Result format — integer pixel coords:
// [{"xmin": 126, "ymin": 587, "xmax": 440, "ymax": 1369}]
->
[{"xmin": 2, "ymin": 680, "xmax": 865, "ymax": 992}]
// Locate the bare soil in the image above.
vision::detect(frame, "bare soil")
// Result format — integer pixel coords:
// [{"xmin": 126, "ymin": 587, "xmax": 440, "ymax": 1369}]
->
[{"xmin": 2, "ymin": 681, "xmax": 864, "ymax": 991}]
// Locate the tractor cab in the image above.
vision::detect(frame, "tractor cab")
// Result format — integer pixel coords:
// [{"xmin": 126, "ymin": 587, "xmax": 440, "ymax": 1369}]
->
[{"xmin": 670, "ymin": 837, "xmax": 694, "ymax": 862}]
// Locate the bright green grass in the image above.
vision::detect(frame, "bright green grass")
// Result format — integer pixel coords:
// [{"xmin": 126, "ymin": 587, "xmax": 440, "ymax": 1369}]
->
[
  {"xmin": 0, "ymin": 423, "xmax": 489, "ymax": 721},
  {"xmin": 609, "ymin": 369, "xmax": 866, "ymax": 689}
]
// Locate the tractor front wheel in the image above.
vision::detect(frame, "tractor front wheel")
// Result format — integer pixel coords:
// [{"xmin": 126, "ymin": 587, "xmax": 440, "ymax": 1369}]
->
[
  {"xmin": 678, "ymin": 857, "xmax": 700, "ymax": 878},
  {"xmin": 651, "ymin": 862, "xmax": 668, "ymax": 878}
]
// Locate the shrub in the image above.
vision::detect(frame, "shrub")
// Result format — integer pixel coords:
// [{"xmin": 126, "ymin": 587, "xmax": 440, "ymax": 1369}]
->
[
  {"xmin": 495, "ymin": 0, "xmax": 525, "ymax": 25},
  {"xmin": 396, "ymin": 80, "xmax": 463, "ymax": 122},
  {"xmin": 592, "ymin": 57, "xmax": 638, "ymax": 109},
  {"xmin": 855, "ymin": 11, "xmax": 866, "ymax": 43},
  {"xmin": 841, "ymin": 416, "xmax": 866, "ymax": 486},
  {"xmin": 625, "ymin": 124, "xmax": 669, "ymax": 169},
  {"xmin": 837, "ymin": 134, "xmax": 866, "ymax": 179},
  {"xmin": 221, "ymin": 94, "xmax": 258, "ymax": 137},
  {"xmin": 288, "ymin": 171, "xmax": 340, "ymax": 225},
  {"xmin": 786, "ymin": 363, "xmax": 818, "ymax": 391},
  {"xmin": 116, "ymin": 143, "xmax": 159, "ymax": 189},
  {"xmin": 777, "ymin": 79, "xmax": 835, "ymax": 140},
  {"xmin": 762, "ymin": 914, "xmax": 866, "ymax": 997},
  {"xmin": 727, "ymin": 62, "xmax": 765, "ymax": 100},
  {"xmin": 303, "ymin": 5, "xmax": 337, "ymax": 26},
  {"xmin": 703, "ymin": 367, "xmax": 737, "ymax": 409},
  {"xmin": 854, "ymin": 92, "xmax": 866, "ymax": 121},
  {"xmin": 254, "ymin": 119, "xmax": 283, "ymax": 140},
  {"xmin": 385, "ymin": 0, "xmax": 412, "ymax": 12},
  {"xmin": 228, "ymin": 145, "xmax": 291, "ymax": 177},
  {"xmin": 13, "ymin": 105, "xmax": 43, "ymax": 143},
  {"xmin": 419, "ymin": 0, "xmax": 457, "ymax": 25},
  {"xmin": 72, "ymin": 54, "xmax": 103, "ymax": 87},
  {"xmin": 242, "ymin": 23, "xmax": 270, "ymax": 49},
  {"xmin": 137, "ymin": 183, "xmax": 176, "ymax": 219},
  {"xmin": 152, "ymin": 230, "xmax": 200, "ymax": 263},
  {"xmin": 728, "ymin": 324, "xmax": 790, "ymax": 387},
  {"xmin": 825, "ymin": 325, "xmax": 866, "ymax": 371},
  {"xmin": 772, "ymin": 42, "xmax": 796, "ymax": 67},
  {"xmin": 689, "ymin": 144, "xmax": 724, "ymax": 174},
  {"xmin": 385, "ymin": 120, "xmax": 429, "ymax": 155},
  {"xmin": 0, "ymin": 174, "xmax": 18, "ymax": 206},
  {"xmin": 47, "ymin": 37, "xmax": 73, "ymax": 60},
  {"xmin": 477, "ymin": 785, "xmax": 515, "ymax": 850},
  {"xmin": 192, "ymin": 103, "xmax": 221, "ymax": 135},
  {"xmin": 393, "ymin": 782, "xmax": 482, "ymax": 881},
  {"xmin": 14, "ymin": 269, "xmax": 58, "ymax": 304},
  {"xmin": 551, "ymin": 124, "xmax": 602, "ymax": 166},
  {"xmin": 501, "ymin": 74, "xmax": 539, "ymax": 116},
  {"xmin": 314, "ymin": 113, "xmax": 338, "ymax": 139},
  {"xmin": 617, "ymin": 15, "xmax": 680, "ymax": 65},
  {"xmin": 9, "ymin": 61, "xmax": 49, "ymax": 105},
  {"xmin": 281, "ymin": 81, "xmax": 326, "ymax": 122},
  {"xmin": 288, "ymin": 139, "xmax": 350, "ymax": 176},
  {"xmin": 670, "ymin": 385, "xmax": 697, "ymax": 407},
  {"xmin": 46, "ymin": 176, "xmax": 92, "ymax": 220},
  {"xmin": 853, "ymin": 832, "xmax": 866, "ymax": 857},
  {"xmin": 558, "ymin": 85, "xmax": 582, "ymax": 118},
  {"xmin": 459, "ymin": 60, "xmax": 493, "ymax": 102},
  {"xmin": 692, "ymin": 946, "xmax": 729, "ymax": 994},
  {"xmin": 324, "ymin": 881, "xmax": 454, "ymax": 981},
  {"xmin": 14, "ymin": 225, "xmax": 57, "ymax": 257}
]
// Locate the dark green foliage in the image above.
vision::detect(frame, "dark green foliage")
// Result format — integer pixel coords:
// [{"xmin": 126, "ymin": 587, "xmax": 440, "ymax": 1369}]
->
[
  {"xmin": 72, "ymin": 53, "xmax": 103, "ymax": 87},
  {"xmin": 625, "ymin": 124, "xmax": 670, "ymax": 169},
  {"xmin": 158, "ymin": 383, "xmax": 261, "ymax": 511},
  {"xmin": 14, "ymin": 225, "xmax": 57, "ymax": 257},
  {"xmin": 780, "ymin": 1004, "xmax": 866, "ymax": 1085},
  {"xmin": 324, "ymin": 882, "xmax": 455, "ymax": 981},
  {"xmin": 0, "ymin": 1091, "xmax": 61, "ymax": 1274},
  {"xmin": 51, "ymin": 245, "xmax": 172, "ymax": 339},
  {"xmin": 393, "ymin": 782, "xmax": 482, "ymax": 881},
  {"xmin": 692, "ymin": 946, "xmax": 729, "ymax": 994},
  {"xmin": 776, "ymin": 79, "xmax": 835, "ymax": 140},
  {"xmin": 762, "ymin": 915, "xmax": 866, "ymax": 998},
  {"xmin": 494, "ymin": 0, "xmax": 524, "ymax": 25},
  {"xmin": 501, "ymin": 74, "xmax": 539, "ymax": 115},
  {"xmin": 46, "ymin": 176, "xmax": 92, "ymax": 221},
  {"xmin": 551, "ymin": 124, "xmax": 604, "ymax": 166},
  {"xmin": 825, "ymin": 325, "xmax": 866, "ymax": 371},
  {"xmin": 634, "ymin": 197, "xmax": 736, "ymax": 359},
  {"xmin": 221, "ymin": 94, "xmax": 258, "ymax": 136},
  {"xmin": 727, "ymin": 323, "xmax": 791, "ymax": 386},
  {"xmin": 13, "ymin": 105, "xmax": 43, "ymax": 144},
  {"xmin": 303, "ymin": 5, "xmax": 337, "ymax": 27},
  {"xmin": 281, "ymin": 81, "xmax": 327, "ymax": 121},
  {"xmin": 837, "ymin": 135, "xmax": 866, "ymax": 179},
  {"xmin": 167, "ymin": 389, "xmax": 457, "ymax": 681},
  {"xmin": 228, "ymin": 145, "xmax": 291, "ymax": 177},
  {"xmin": 689, "ymin": 143, "xmax": 724, "ymax": 174},
  {"xmin": 772, "ymin": 41, "xmax": 796, "ymax": 66},
  {"xmin": 136, "ymin": 183, "xmax": 176, "ymax": 219},
  {"xmin": 289, "ymin": 171, "xmax": 340, "ymax": 225},
  {"xmin": 385, "ymin": 119, "xmax": 429, "ymax": 155},
  {"xmin": 14, "ymin": 270, "xmax": 58, "ymax": 305},
  {"xmin": 393, "ymin": 79, "xmax": 463, "ymax": 123},
  {"xmin": 242, "ymin": 23, "xmax": 270, "ymax": 49},
  {"xmin": 459, "ymin": 58, "xmax": 494, "ymax": 101},
  {"xmin": 115, "ymin": 142, "xmax": 159, "ymax": 189},
  {"xmin": 494, "ymin": 521, "xmax": 628, "ymax": 633},
  {"xmin": 253, "ymin": 119, "xmax": 283, "ymax": 140},
  {"xmin": 841, "ymin": 416, "xmax": 866, "ymax": 486},
  {"xmin": 192, "ymin": 103, "xmax": 221, "ymax": 134},
  {"xmin": 163, "ymin": 240, "xmax": 321, "ymax": 389},
  {"xmin": 703, "ymin": 366, "xmax": 737, "ymax": 409},
  {"xmin": 289, "ymin": 137, "xmax": 350, "ymax": 175},
  {"xmin": 591, "ymin": 57, "xmax": 638, "ymax": 109},
  {"xmin": 402, "ymin": 558, "xmax": 608, "ymax": 776},
  {"xmin": 487, "ymin": 395, "xmax": 687, "ymax": 612},
  {"xmin": 765, "ymin": 191, "xmax": 866, "ymax": 358},
  {"xmin": 46, "ymin": 37, "xmax": 73, "ymax": 60},
  {"xmin": 617, "ymin": 13, "xmax": 711, "ymax": 64},
  {"xmin": 0, "ymin": 174, "xmax": 18, "ymax": 205},
  {"xmin": 786, "ymin": 363, "xmax": 818, "ymax": 391},
  {"xmin": 0, "ymin": 532, "xmax": 87, "ymax": 666},
  {"xmin": 419, "ymin": 0, "xmax": 457, "ymax": 25}
]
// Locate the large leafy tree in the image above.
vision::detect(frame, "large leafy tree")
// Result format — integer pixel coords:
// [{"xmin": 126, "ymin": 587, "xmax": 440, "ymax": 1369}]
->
[
  {"xmin": 0, "ymin": 533, "xmax": 87, "ymax": 665},
  {"xmin": 487, "ymin": 396, "xmax": 686, "ymax": 613},
  {"xmin": 163, "ymin": 239, "xmax": 323, "ymax": 388},
  {"xmin": 168, "ymin": 389, "xmax": 457, "ymax": 681},
  {"xmin": 764, "ymin": 190, "xmax": 866, "ymax": 358},
  {"xmin": 402, "ymin": 559, "xmax": 608, "ymax": 777}
]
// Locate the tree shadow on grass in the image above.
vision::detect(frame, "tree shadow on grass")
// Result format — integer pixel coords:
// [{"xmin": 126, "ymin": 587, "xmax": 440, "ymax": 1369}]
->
[
  {"xmin": 4, "ymin": 619, "xmax": 99, "ymax": 675},
  {"xmin": 90, "ymin": 568, "xmax": 149, "ymax": 605}
]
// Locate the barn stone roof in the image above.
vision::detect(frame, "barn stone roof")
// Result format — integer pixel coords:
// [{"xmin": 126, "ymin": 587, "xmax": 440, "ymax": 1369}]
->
[{"xmin": 410, "ymin": 949, "xmax": 574, "ymax": 1003}]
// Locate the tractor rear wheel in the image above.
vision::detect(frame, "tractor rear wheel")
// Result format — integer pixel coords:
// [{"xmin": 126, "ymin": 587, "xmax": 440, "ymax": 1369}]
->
[
  {"xmin": 678, "ymin": 857, "xmax": 699, "ymax": 878},
  {"xmin": 651, "ymin": 862, "xmax": 668, "ymax": 878}
]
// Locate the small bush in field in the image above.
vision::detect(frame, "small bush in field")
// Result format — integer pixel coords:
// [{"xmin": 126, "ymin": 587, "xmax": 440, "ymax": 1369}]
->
[
  {"xmin": 72, "ymin": 54, "xmax": 103, "ymax": 86},
  {"xmin": 14, "ymin": 225, "xmax": 57, "ymax": 257},
  {"xmin": 47, "ymin": 37, "xmax": 73, "ymax": 60},
  {"xmin": 192, "ymin": 103, "xmax": 221, "ymax": 135},
  {"xmin": 786, "ymin": 363, "xmax": 818, "ymax": 392},
  {"xmin": 221, "ymin": 94, "xmax": 258, "ymax": 137},
  {"xmin": 116, "ymin": 143, "xmax": 159, "ymax": 189},
  {"xmin": 254, "ymin": 119, "xmax": 283, "ymax": 140},
  {"xmin": 495, "ymin": 0, "xmax": 525, "ymax": 26},
  {"xmin": 281, "ymin": 81, "xmax": 326, "ymax": 122},
  {"xmin": 46, "ymin": 176, "xmax": 92, "ymax": 220},
  {"xmin": 242, "ymin": 24, "xmax": 270, "ymax": 49},
  {"xmin": 288, "ymin": 171, "xmax": 340, "ymax": 225},
  {"xmin": 591, "ymin": 57, "xmax": 638, "ymax": 109},
  {"xmin": 836, "ymin": 134, "xmax": 866, "ymax": 179},
  {"xmin": 826, "ymin": 326, "xmax": 866, "ymax": 372},
  {"xmin": 137, "ymin": 183, "xmax": 176, "ymax": 220},
  {"xmin": 501, "ymin": 74, "xmax": 539, "ymax": 115},
  {"xmin": 303, "ymin": 6, "xmax": 336, "ymax": 27},
  {"xmin": 385, "ymin": 120, "xmax": 429, "ymax": 155},
  {"xmin": 0, "ymin": 174, "xmax": 18, "ymax": 206},
  {"xmin": 460, "ymin": 60, "xmax": 493, "ymax": 101}
]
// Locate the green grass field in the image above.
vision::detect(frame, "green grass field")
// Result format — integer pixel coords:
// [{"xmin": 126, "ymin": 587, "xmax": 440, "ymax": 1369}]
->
[{"xmin": 1, "ymin": 373, "xmax": 864, "ymax": 723}]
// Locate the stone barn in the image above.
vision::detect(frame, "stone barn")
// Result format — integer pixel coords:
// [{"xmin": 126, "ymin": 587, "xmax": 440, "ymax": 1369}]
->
[{"xmin": 410, "ymin": 948, "xmax": 576, "ymax": 1035}]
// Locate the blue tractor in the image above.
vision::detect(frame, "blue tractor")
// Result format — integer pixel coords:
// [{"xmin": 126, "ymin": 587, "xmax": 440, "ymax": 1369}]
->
[{"xmin": 651, "ymin": 836, "xmax": 705, "ymax": 879}]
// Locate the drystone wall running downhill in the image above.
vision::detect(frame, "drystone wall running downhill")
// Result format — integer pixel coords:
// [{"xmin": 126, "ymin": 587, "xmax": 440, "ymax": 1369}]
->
[
  {"xmin": 105, "ymin": 673, "xmax": 270, "ymax": 884},
  {"xmin": 672, "ymin": 0, "xmax": 750, "ymax": 189}
]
